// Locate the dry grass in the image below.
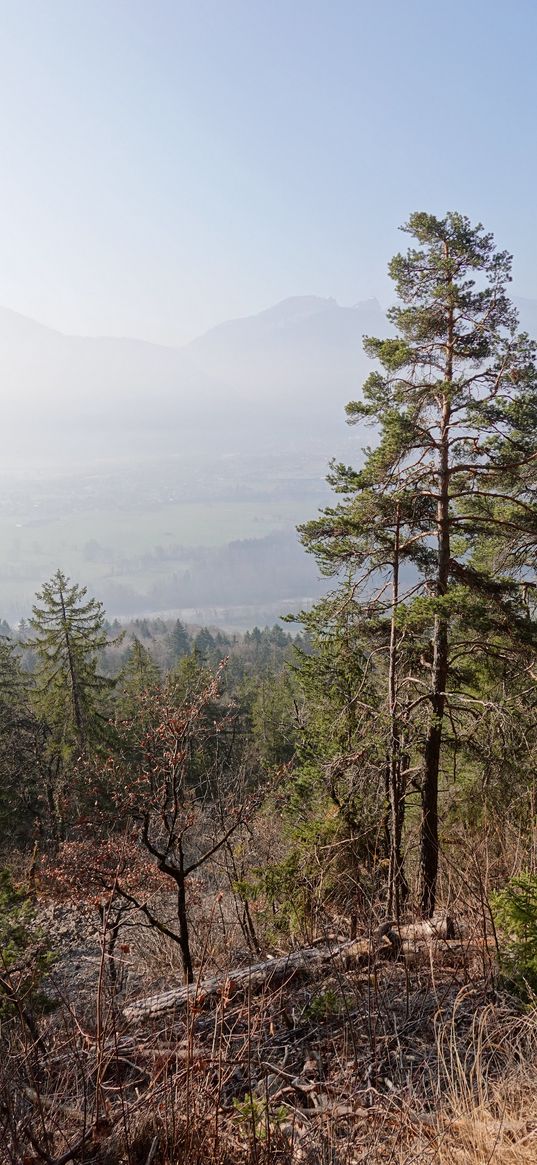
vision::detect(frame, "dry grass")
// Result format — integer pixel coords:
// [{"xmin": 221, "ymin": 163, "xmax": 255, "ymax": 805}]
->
[
  {"xmin": 426, "ymin": 998, "xmax": 537, "ymax": 1164},
  {"xmin": 2, "ymin": 853, "xmax": 537, "ymax": 1165},
  {"xmin": 3, "ymin": 939, "xmax": 537, "ymax": 1165}
]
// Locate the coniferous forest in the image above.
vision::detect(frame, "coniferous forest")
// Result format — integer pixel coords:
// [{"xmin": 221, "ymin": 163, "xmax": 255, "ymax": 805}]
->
[{"xmin": 4, "ymin": 213, "xmax": 537, "ymax": 1163}]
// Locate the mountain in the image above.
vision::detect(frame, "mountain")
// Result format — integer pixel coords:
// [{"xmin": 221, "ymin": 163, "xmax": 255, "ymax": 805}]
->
[
  {"xmin": 185, "ymin": 296, "xmax": 384, "ymax": 412},
  {"xmin": 0, "ymin": 297, "xmax": 386, "ymax": 464},
  {"xmin": 2, "ymin": 293, "xmax": 537, "ymax": 622},
  {"xmin": 3, "ymin": 292, "xmax": 537, "ymax": 468},
  {"xmin": 0, "ymin": 306, "xmax": 223, "ymax": 461}
]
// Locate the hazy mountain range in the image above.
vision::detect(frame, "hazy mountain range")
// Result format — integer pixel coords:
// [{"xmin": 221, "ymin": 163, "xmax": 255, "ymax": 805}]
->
[
  {"xmin": 1, "ymin": 295, "xmax": 387, "ymax": 464},
  {"xmin": 1, "ymin": 293, "xmax": 537, "ymax": 624},
  {"xmin": 4, "ymin": 292, "xmax": 537, "ymax": 465}
]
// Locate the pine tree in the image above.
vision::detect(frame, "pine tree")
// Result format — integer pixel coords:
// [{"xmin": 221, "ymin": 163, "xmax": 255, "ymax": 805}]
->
[{"xmin": 301, "ymin": 212, "xmax": 537, "ymax": 915}]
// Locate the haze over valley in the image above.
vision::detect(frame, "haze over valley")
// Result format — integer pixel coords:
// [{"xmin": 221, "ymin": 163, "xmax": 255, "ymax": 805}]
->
[
  {"xmin": 7, "ymin": 7, "xmax": 537, "ymax": 1162},
  {"xmin": 1, "ymin": 294, "xmax": 388, "ymax": 622},
  {"xmin": 4, "ymin": 291, "xmax": 537, "ymax": 624}
]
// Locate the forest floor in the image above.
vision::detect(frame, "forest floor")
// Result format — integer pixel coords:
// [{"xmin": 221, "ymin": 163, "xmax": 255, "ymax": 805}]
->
[{"xmin": 3, "ymin": 896, "xmax": 537, "ymax": 1164}]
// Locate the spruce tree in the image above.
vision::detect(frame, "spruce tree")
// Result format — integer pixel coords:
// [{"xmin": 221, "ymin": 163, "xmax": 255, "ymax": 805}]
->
[
  {"xmin": 168, "ymin": 619, "xmax": 190, "ymax": 665},
  {"xmin": 27, "ymin": 570, "xmax": 113, "ymax": 757},
  {"xmin": 117, "ymin": 637, "xmax": 161, "ymax": 719}
]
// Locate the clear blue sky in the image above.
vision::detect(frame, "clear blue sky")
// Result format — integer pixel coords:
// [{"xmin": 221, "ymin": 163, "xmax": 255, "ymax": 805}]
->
[{"xmin": 1, "ymin": 0, "xmax": 536, "ymax": 345}]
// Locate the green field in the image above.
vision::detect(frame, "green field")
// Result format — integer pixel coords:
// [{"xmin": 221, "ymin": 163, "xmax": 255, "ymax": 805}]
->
[
  {"xmin": 0, "ymin": 496, "xmax": 318, "ymax": 621},
  {"xmin": 0, "ymin": 496, "xmax": 312, "ymax": 555}
]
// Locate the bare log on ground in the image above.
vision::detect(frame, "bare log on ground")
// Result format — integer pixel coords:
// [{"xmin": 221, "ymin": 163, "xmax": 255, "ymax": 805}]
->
[
  {"xmin": 123, "ymin": 914, "xmax": 462, "ymax": 1023},
  {"xmin": 123, "ymin": 936, "xmax": 392, "ymax": 1022},
  {"xmin": 398, "ymin": 912, "xmax": 457, "ymax": 942}
]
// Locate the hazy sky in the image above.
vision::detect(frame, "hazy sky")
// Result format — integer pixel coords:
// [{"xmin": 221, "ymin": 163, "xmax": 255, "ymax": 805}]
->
[{"xmin": 1, "ymin": 0, "xmax": 536, "ymax": 346}]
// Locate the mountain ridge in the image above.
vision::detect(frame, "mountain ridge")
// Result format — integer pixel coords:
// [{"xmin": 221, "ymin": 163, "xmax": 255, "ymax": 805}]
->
[
  {"xmin": 2, "ymin": 293, "xmax": 536, "ymax": 464},
  {"xmin": 0, "ymin": 294, "xmax": 382, "ymax": 348},
  {"xmin": 0, "ymin": 295, "xmax": 386, "ymax": 461}
]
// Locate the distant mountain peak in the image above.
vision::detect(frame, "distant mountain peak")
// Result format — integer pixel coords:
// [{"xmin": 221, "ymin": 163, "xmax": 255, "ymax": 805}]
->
[
  {"xmin": 257, "ymin": 295, "xmax": 339, "ymax": 323},
  {"xmin": 0, "ymin": 304, "xmax": 64, "ymax": 339},
  {"xmin": 186, "ymin": 294, "xmax": 386, "ymax": 352},
  {"xmin": 351, "ymin": 297, "xmax": 383, "ymax": 311}
]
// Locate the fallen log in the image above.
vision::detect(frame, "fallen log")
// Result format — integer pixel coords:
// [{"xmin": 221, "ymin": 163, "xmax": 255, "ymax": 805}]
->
[
  {"xmin": 398, "ymin": 912, "xmax": 457, "ymax": 942},
  {"xmin": 123, "ymin": 936, "xmax": 392, "ymax": 1022},
  {"xmin": 123, "ymin": 914, "xmax": 461, "ymax": 1023}
]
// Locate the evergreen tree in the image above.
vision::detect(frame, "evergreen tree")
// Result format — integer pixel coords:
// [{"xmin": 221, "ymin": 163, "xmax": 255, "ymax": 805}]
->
[
  {"xmin": 116, "ymin": 637, "xmax": 161, "ymax": 719},
  {"xmin": 300, "ymin": 486, "xmax": 425, "ymax": 914},
  {"xmin": 0, "ymin": 637, "xmax": 64, "ymax": 851},
  {"xmin": 194, "ymin": 627, "xmax": 217, "ymax": 662},
  {"xmin": 27, "ymin": 570, "xmax": 114, "ymax": 758},
  {"xmin": 301, "ymin": 212, "xmax": 537, "ymax": 914},
  {"xmin": 168, "ymin": 618, "xmax": 190, "ymax": 665},
  {"xmin": 292, "ymin": 593, "xmax": 390, "ymax": 924},
  {"xmin": 250, "ymin": 670, "xmax": 299, "ymax": 770},
  {"xmin": 0, "ymin": 638, "xmax": 35, "ymax": 846},
  {"xmin": 0, "ymin": 637, "xmax": 25, "ymax": 717}
]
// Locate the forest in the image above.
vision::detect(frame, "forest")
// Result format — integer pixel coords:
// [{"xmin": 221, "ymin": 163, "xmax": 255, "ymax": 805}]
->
[{"xmin": 3, "ymin": 212, "xmax": 537, "ymax": 1163}]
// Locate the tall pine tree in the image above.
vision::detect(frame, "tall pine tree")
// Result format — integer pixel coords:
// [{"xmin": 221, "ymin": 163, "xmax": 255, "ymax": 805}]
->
[{"xmin": 301, "ymin": 212, "xmax": 537, "ymax": 915}]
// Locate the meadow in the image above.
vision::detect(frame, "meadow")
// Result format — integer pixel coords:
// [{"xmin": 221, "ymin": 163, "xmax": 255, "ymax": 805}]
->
[{"xmin": 0, "ymin": 494, "xmax": 321, "ymax": 621}]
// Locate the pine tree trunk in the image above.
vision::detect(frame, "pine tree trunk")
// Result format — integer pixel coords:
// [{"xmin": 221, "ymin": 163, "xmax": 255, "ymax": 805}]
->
[
  {"xmin": 420, "ymin": 627, "xmax": 447, "ymax": 915},
  {"xmin": 59, "ymin": 586, "xmax": 86, "ymax": 749},
  {"xmin": 387, "ymin": 505, "xmax": 408, "ymax": 918},
  {"xmin": 420, "ymin": 405, "xmax": 451, "ymax": 915},
  {"xmin": 420, "ymin": 279, "xmax": 453, "ymax": 916}
]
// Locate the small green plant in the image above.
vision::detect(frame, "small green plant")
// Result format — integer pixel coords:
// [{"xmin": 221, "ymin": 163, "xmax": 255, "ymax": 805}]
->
[
  {"xmin": 235, "ymin": 850, "xmax": 312, "ymax": 942},
  {"xmin": 303, "ymin": 987, "xmax": 339, "ymax": 1021},
  {"xmin": 232, "ymin": 1094, "xmax": 288, "ymax": 1142},
  {"xmin": 492, "ymin": 873, "xmax": 537, "ymax": 997}
]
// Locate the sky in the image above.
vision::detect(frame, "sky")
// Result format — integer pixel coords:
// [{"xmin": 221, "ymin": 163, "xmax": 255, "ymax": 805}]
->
[{"xmin": 1, "ymin": 0, "xmax": 537, "ymax": 346}]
